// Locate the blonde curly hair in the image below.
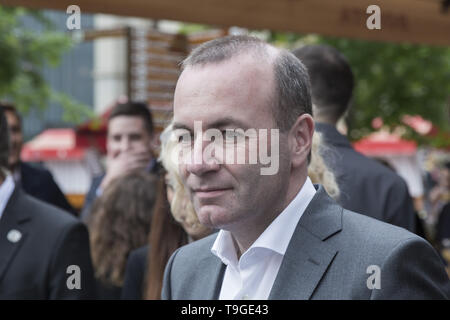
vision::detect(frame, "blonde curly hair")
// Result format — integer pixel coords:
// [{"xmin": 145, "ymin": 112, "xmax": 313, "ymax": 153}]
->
[
  {"xmin": 308, "ymin": 132, "xmax": 340, "ymax": 200},
  {"xmin": 158, "ymin": 123, "xmax": 210, "ymax": 238}
]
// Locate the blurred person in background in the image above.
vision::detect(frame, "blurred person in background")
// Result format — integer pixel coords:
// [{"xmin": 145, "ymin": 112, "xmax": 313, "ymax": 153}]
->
[
  {"xmin": 373, "ymin": 157, "xmax": 427, "ymax": 239},
  {"xmin": 434, "ymin": 162, "xmax": 450, "ymax": 272},
  {"xmin": 0, "ymin": 102, "xmax": 75, "ymax": 215},
  {"xmin": 81, "ymin": 101, "xmax": 160, "ymax": 221},
  {"xmin": 0, "ymin": 107, "xmax": 96, "ymax": 299},
  {"xmin": 87, "ymin": 171, "xmax": 157, "ymax": 299},
  {"xmin": 292, "ymin": 45, "xmax": 417, "ymax": 234},
  {"xmin": 429, "ymin": 161, "xmax": 450, "ymax": 226},
  {"xmin": 122, "ymin": 123, "xmax": 341, "ymax": 300}
]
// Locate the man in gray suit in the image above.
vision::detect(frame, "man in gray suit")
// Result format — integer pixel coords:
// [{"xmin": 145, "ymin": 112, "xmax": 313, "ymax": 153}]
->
[{"xmin": 162, "ymin": 35, "xmax": 449, "ymax": 299}]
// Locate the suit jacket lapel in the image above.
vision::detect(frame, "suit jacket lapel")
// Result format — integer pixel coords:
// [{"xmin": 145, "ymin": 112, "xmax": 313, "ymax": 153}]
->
[
  {"xmin": 197, "ymin": 254, "xmax": 226, "ymax": 299},
  {"xmin": 269, "ymin": 185, "xmax": 342, "ymax": 300},
  {"xmin": 0, "ymin": 188, "xmax": 31, "ymax": 283}
]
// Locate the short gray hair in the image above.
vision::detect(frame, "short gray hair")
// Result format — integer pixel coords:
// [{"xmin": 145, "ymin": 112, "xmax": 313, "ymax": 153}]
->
[
  {"xmin": 273, "ymin": 51, "xmax": 312, "ymax": 131},
  {"xmin": 182, "ymin": 35, "xmax": 312, "ymax": 132}
]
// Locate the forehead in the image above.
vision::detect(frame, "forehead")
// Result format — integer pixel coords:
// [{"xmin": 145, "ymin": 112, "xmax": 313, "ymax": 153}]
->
[
  {"xmin": 108, "ymin": 116, "xmax": 146, "ymax": 134},
  {"xmin": 173, "ymin": 54, "xmax": 276, "ymax": 130}
]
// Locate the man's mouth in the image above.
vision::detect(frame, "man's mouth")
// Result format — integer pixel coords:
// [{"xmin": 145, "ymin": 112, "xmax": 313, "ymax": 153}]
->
[{"xmin": 192, "ymin": 187, "xmax": 232, "ymax": 198}]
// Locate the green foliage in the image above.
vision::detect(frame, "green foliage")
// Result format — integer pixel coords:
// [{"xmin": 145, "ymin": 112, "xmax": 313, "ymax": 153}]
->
[
  {"xmin": 178, "ymin": 23, "xmax": 212, "ymax": 35},
  {"xmin": 268, "ymin": 32, "xmax": 450, "ymax": 145},
  {"xmin": 0, "ymin": 6, "xmax": 94, "ymax": 123}
]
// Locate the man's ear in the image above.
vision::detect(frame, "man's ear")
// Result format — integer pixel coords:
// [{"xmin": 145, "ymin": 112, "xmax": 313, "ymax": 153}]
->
[{"xmin": 288, "ymin": 114, "xmax": 315, "ymax": 169}]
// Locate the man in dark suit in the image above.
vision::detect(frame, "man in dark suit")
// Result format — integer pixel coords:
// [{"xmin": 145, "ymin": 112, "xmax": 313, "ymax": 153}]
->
[
  {"xmin": 19, "ymin": 162, "xmax": 76, "ymax": 215},
  {"xmin": 162, "ymin": 35, "xmax": 449, "ymax": 299},
  {"xmin": 0, "ymin": 108, "xmax": 96, "ymax": 299},
  {"xmin": 81, "ymin": 102, "xmax": 159, "ymax": 221},
  {"xmin": 0, "ymin": 103, "xmax": 75, "ymax": 215},
  {"xmin": 292, "ymin": 45, "xmax": 417, "ymax": 233}
]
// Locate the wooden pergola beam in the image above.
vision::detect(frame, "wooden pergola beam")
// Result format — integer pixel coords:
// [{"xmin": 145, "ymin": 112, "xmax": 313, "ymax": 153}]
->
[{"xmin": 3, "ymin": 0, "xmax": 450, "ymax": 46}]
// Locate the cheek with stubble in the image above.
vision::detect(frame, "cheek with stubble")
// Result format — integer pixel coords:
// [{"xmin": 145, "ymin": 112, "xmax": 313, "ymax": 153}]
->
[{"xmin": 192, "ymin": 165, "xmax": 260, "ymax": 229}]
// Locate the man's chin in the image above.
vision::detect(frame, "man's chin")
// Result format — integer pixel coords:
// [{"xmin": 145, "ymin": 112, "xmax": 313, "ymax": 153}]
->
[{"xmin": 196, "ymin": 204, "xmax": 232, "ymax": 229}]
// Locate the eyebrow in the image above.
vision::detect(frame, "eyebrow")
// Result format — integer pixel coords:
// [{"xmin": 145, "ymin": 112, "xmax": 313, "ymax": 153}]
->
[
  {"xmin": 172, "ymin": 123, "xmax": 192, "ymax": 131},
  {"xmin": 210, "ymin": 117, "xmax": 250, "ymax": 130},
  {"xmin": 172, "ymin": 117, "xmax": 250, "ymax": 131}
]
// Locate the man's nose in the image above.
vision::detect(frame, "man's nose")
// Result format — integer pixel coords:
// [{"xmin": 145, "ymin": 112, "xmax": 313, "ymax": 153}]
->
[
  {"xmin": 184, "ymin": 134, "xmax": 220, "ymax": 176},
  {"xmin": 119, "ymin": 137, "xmax": 132, "ymax": 152}
]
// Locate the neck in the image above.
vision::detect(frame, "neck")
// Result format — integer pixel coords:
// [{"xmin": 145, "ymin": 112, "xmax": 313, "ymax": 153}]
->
[
  {"xmin": 312, "ymin": 104, "xmax": 339, "ymax": 126},
  {"xmin": 315, "ymin": 118, "xmax": 336, "ymax": 126},
  {"xmin": 230, "ymin": 211, "xmax": 281, "ymax": 258}
]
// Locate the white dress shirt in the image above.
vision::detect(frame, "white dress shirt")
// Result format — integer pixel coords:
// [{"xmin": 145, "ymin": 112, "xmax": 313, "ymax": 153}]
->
[
  {"xmin": 0, "ymin": 174, "xmax": 15, "ymax": 221},
  {"xmin": 211, "ymin": 177, "xmax": 316, "ymax": 300}
]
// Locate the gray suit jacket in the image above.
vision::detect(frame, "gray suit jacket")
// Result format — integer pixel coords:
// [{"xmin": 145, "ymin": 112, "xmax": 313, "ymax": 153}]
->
[{"xmin": 162, "ymin": 185, "xmax": 449, "ymax": 299}]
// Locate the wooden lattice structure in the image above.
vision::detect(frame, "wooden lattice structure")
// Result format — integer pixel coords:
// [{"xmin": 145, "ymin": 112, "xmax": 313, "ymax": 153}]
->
[
  {"xmin": 79, "ymin": 26, "xmax": 227, "ymax": 133},
  {"xmin": 128, "ymin": 28, "xmax": 228, "ymax": 133}
]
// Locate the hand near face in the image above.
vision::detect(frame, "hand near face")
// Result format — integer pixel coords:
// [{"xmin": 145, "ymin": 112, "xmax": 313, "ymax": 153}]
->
[
  {"xmin": 102, "ymin": 115, "xmax": 154, "ymax": 190},
  {"xmin": 101, "ymin": 146, "xmax": 153, "ymax": 190}
]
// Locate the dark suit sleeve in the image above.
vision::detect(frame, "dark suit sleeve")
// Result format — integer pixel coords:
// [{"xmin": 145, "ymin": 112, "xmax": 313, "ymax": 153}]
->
[
  {"xmin": 384, "ymin": 178, "xmax": 417, "ymax": 233},
  {"xmin": 20, "ymin": 163, "xmax": 76, "ymax": 216},
  {"xmin": 437, "ymin": 203, "xmax": 450, "ymax": 242},
  {"xmin": 121, "ymin": 248, "xmax": 148, "ymax": 300},
  {"xmin": 48, "ymin": 222, "xmax": 97, "ymax": 299},
  {"xmin": 370, "ymin": 237, "xmax": 450, "ymax": 299}
]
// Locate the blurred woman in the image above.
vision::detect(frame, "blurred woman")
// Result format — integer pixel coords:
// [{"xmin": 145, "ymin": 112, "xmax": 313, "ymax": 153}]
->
[
  {"xmin": 88, "ymin": 171, "xmax": 158, "ymax": 299},
  {"xmin": 121, "ymin": 123, "xmax": 339, "ymax": 300}
]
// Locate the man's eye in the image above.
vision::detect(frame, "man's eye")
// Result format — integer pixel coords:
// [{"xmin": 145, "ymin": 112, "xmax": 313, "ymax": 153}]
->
[
  {"xmin": 178, "ymin": 133, "xmax": 192, "ymax": 143},
  {"xmin": 223, "ymin": 130, "xmax": 244, "ymax": 142},
  {"xmin": 130, "ymin": 134, "xmax": 142, "ymax": 141},
  {"xmin": 223, "ymin": 130, "xmax": 236, "ymax": 139}
]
